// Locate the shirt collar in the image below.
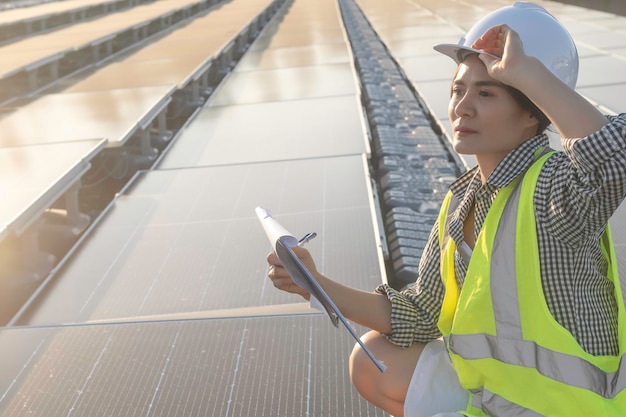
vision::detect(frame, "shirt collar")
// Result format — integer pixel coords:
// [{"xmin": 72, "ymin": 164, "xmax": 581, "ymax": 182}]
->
[{"xmin": 449, "ymin": 134, "xmax": 550, "ymax": 198}]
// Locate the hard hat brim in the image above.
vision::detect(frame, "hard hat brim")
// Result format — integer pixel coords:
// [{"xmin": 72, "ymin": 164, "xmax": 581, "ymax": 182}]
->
[{"xmin": 433, "ymin": 43, "xmax": 500, "ymax": 64}]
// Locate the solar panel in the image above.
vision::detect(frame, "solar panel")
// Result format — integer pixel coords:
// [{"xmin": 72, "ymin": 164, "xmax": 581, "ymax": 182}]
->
[
  {"xmin": 157, "ymin": 95, "xmax": 368, "ymax": 169},
  {"xmin": 0, "ymin": 315, "xmax": 387, "ymax": 416},
  {"xmin": 15, "ymin": 155, "xmax": 384, "ymax": 326}
]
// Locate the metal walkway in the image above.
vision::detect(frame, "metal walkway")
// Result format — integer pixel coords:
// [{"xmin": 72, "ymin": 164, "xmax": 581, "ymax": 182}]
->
[{"xmin": 1, "ymin": 0, "xmax": 625, "ymax": 416}]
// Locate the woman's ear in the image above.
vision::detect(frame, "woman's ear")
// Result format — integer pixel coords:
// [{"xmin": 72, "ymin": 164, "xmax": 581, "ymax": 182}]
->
[{"xmin": 526, "ymin": 112, "xmax": 540, "ymax": 133}]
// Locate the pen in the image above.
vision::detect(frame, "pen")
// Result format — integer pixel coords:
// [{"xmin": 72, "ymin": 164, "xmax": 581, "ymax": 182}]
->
[{"xmin": 297, "ymin": 232, "xmax": 317, "ymax": 247}]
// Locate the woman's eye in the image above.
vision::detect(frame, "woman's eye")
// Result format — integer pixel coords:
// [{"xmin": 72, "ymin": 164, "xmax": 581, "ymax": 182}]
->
[{"xmin": 479, "ymin": 90, "xmax": 491, "ymax": 97}]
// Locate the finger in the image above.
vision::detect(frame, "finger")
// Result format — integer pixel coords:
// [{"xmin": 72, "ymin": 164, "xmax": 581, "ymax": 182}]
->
[
  {"xmin": 272, "ymin": 279, "xmax": 309, "ymax": 299},
  {"xmin": 266, "ymin": 251, "xmax": 283, "ymax": 267},
  {"xmin": 267, "ymin": 263, "xmax": 287, "ymax": 279},
  {"xmin": 471, "ymin": 24, "xmax": 507, "ymax": 50},
  {"xmin": 270, "ymin": 273, "xmax": 301, "ymax": 292},
  {"xmin": 271, "ymin": 275, "xmax": 297, "ymax": 289},
  {"xmin": 471, "ymin": 25, "xmax": 501, "ymax": 45}
]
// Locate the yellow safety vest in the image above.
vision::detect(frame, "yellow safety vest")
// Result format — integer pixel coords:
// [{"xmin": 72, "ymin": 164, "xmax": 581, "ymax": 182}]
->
[{"xmin": 437, "ymin": 152, "xmax": 626, "ymax": 416}]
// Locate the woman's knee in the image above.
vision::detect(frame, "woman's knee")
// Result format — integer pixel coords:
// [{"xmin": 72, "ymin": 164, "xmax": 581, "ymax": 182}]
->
[
  {"xmin": 349, "ymin": 331, "xmax": 383, "ymax": 391},
  {"xmin": 349, "ymin": 331, "xmax": 423, "ymax": 399},
  {"xmin": 348, "ymin": 331, "xmax": 424, "ymax": 416}
]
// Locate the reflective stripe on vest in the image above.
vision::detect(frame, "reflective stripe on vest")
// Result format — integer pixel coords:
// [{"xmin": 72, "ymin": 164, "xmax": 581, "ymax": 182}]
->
[
  {"xmin": 470, "ymin": 388, "xmax": 543, "ymax": 417},
  {"xmin": 438, "ymin": 152, "xmax": 626, "ymax": 416},
  {"xmin": 451, "ymin": 333, "xmax": 626, "ymax": 398}
]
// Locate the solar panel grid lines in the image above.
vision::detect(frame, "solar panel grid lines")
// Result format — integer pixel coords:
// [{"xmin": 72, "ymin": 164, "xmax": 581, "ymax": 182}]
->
[
  {"xmin": 225, "ymin": 319, "xmax": 300, "ymax": 416},
  {"xmin": 0, "ymin": 320, "xmax": 227, "ymax": 416},
  {"xmin": 309, "ymin": 320, "xmax": 388, "ymax": 417},
  {"xmin": 0, "ymin": 326, "xmax": 118, "ymax": 415}
]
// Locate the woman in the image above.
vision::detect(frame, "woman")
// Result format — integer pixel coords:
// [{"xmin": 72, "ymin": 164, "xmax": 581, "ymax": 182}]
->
[{"xmin": 267, "ymin": 3, "xmax": 626, "ymax": 416}]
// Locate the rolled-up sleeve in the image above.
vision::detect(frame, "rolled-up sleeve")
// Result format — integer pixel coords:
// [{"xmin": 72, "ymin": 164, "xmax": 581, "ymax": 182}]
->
[{"xmin": 375, "ymin": 222, "xmax": 445, "ymax": 347}]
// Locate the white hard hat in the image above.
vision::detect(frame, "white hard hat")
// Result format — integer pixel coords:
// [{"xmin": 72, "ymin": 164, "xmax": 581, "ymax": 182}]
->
[{"xmin": 433, "ymin": 1, "xmax": 578, "ymax": 89}]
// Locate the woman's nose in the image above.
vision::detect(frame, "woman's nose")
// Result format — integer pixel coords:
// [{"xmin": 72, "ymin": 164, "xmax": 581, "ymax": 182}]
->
[{"xmin": 452, "ymin": 94, "xmax": 473, "ymax": 118}]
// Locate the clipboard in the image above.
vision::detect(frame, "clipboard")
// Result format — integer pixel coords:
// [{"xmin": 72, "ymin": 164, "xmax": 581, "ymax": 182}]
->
[{"xmin": 256, "ymin": 207, "xmax": 386, "ymax": 373}]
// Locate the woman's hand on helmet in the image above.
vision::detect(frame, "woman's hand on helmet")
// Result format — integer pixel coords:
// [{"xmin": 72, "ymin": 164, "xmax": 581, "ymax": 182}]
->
[
  {"xmin": 266, "ymin": 247, "xmax": 314, "ymax": 300},
  {"xmin": 471, "ymin": 24, "xmax": 533, "ymax": 88}
]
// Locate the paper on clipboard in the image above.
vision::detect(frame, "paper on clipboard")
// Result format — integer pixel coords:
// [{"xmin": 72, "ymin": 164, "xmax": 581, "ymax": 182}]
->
[
  {"xmin": 255, "ymin": 206, "xmax": 338, "ymax": 325},
  {"xmin": 255, "ymin": 207, "xmax": 387, "ymax": 373}
]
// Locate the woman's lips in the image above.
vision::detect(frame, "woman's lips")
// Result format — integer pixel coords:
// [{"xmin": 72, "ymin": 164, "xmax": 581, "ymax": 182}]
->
[{"xmin": 455, "ymin": 127, "xmax": 478, "ymax": 136}]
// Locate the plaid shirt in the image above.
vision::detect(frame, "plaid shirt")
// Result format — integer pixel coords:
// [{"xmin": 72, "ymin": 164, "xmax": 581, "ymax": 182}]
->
[{"xmin": 377, "ymin": 114, "xmax": 626, "ymax": 356}]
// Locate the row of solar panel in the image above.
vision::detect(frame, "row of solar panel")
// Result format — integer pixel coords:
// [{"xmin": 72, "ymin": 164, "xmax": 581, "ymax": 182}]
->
[
  {"xmin": 0, "ymin": 0, "xmax": 157, "ymax": 44},
  {"xmin": 0, "ymin": 0, "xmax": 287, "ymax": 320}
]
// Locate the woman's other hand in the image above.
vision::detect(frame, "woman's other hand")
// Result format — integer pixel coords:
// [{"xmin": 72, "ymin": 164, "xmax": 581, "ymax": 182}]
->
[
  {"xmin": 471, "ymin": 24, "xmax": 529, "ymax": 89},
  {"xmin": 266, "ymin": 246, "xmax": 314, "ymax": 300}
]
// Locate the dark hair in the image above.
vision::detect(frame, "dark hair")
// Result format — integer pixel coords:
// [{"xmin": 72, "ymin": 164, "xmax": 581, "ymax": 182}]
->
[{"xmin": 504, "ymin": 85, "xmax": 551, "ymax": 135}]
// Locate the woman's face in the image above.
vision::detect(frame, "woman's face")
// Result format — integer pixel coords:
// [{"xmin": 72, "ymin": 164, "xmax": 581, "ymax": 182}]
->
[{"xmin": 448, "ymin": 55, "xmax": 538, "ymax": 164}]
